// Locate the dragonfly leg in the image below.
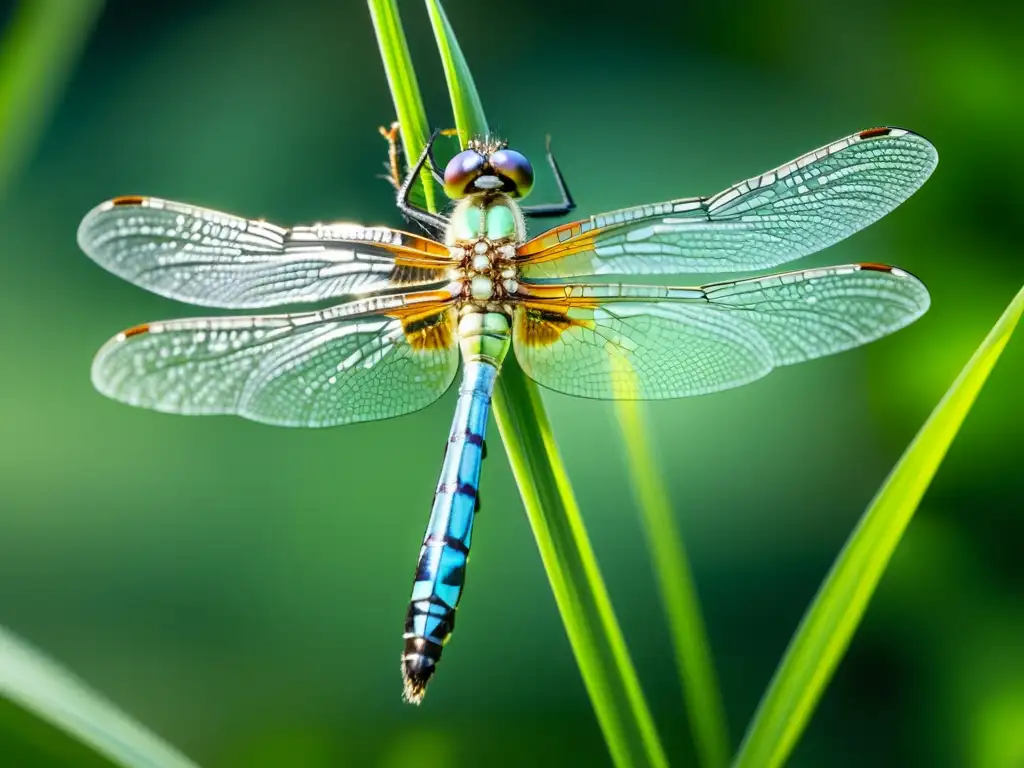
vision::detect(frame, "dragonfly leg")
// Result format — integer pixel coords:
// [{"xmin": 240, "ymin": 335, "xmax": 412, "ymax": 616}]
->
[
  {"xmin": 426, "ymin": 128, "xmax": 460, "ymax": 187},
  {"xmin": 520, "ymin": 135, "xmax": 577, "ymax": 218},
  {"xmin": 379, "ymin": 121, "xmax": 449, "ymax": 187},
  {"xmin": 396, "ymin": 128, "xmax": 450, "ymax": 234},
  {"xmin": 377, "ymin": 121, "xmax": 404, "ymax": 189},
  {"xmin": 380, "ymin": 122, "xmax": 456, "ymax": 189}
]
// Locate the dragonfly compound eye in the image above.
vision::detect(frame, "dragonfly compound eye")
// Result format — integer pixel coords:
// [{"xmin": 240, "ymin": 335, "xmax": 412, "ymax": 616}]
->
[
  {"xmin": 443, "ymin": 150, "xmax": 487, "ymax": 199},
  {"xmin": 489, "ymin": 149, "xmax": 534, "ymax": 198}
]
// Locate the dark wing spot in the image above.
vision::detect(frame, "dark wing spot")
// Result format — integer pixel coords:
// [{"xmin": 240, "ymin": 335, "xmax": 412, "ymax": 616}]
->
[
  {"xmin": 858, "ymin": 127, "xmax": 892, "ymax": 140},
  {"xmin": 111, "ymin": 195, "xmax": 146, "ymax": 206},
  {"xmin": 120, "ymin": 323, "xmax": 150, "ymax": 338}
]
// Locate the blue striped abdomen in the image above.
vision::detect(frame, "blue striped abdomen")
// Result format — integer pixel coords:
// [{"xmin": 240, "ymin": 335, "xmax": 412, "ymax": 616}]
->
[{"xmin": 402, "ymin": 360, "xmax": 497, "ymax": 703}]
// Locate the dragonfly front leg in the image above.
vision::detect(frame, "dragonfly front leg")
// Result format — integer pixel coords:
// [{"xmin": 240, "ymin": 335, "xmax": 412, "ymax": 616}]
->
[
  {"xmin": 520, "ymin": 135, "xmax": 577, "ymax": 218},
  {"xmin": 395, "ymin": 130, "xmax": 451, "ymax": 235},
  {"xmin": 378, "ymin": 122, "xmax": 451, "ymax": 189},
  {"xmin": 378, "ymin": 123, "xmax": 452, "ymax": 237}
]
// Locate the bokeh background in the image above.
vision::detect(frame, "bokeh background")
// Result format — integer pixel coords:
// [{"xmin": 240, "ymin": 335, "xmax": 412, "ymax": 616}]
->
[{"xmin": 1, "ymin": 1, "xmax": 1021, "ymax": 766}]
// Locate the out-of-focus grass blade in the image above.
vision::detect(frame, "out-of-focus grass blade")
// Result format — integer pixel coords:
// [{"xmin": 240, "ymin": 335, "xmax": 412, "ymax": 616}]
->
[
  {"xmin": 0, "ymin": 626, "xmax": 200, "ymax": 768},
  {"xmin": 0, "ymin": 4, "xmax": 198, "ymax": 763},
  {"xmin": 367, "ymin": 0, "xmax": 438, "ymax": 213},
  {"xmin": 424, "ymin": 0, "xmax": 488, "ymax": 148},
  {"xmin": 0, "ymin": 0, "xmax": 104, "ymax": 197},
  {"xmin": 492, "ymin": 357, "xmax": 669, "ymax": 768},
  {"xmin": 616, "ymin": 400, "xmax": 730, "ymax": 768},
  {"xmin": 422, "ymin": 3, "xmax": 668, "ymax": 766},
  {"xmin": 734, "ymin": 282, "xmax": 1024, "ymax": 768}
]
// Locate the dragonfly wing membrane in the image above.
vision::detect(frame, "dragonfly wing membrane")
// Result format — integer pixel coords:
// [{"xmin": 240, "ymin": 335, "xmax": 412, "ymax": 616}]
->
[
  {"xmin": 513, "ymin": 264, "xmax": 929, "ymax": 399},
  {"xmin": 518, "ymin": 128, "xmax": 937, "ymax": 278},
  {"xmin": 514, "ymin": 298, "xmax": 773, "ymax": 399},
  {"xmin": 79, "ymin": 197, "xmax": 453, "ymax": 309},
  {"xmin": 701, "ymin": 264, "xmax": 929, "ymax": 365},
  {"xmin": 92, "ymin": 295, "xmax": 459, "ymax": 427}
]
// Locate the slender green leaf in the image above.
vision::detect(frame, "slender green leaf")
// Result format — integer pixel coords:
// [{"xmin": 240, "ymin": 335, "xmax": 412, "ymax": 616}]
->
[
  {"xmin": 0, "ymin": 0, "xmax": 104, "ymax": 197},
  {"xmin": 424, "ymin": 0, "xmax": 488, "ymax": 147},
  {"xmin": 421, "ymin": 3, "xmax": 667, "ymax": 766},
  {"xmin": 734, "ymin": 282, "xmax": 1024, "ymax": 768},
  {"xmin": 0, "ymin": 626, "xmax": 200, "ymax": 768},
  {"xmin": 616, "ymin": 399, "xmax": 730, "ymax": 768},
  {"xmin": 493, "ymin": 358, "xmax": 669, "ymax": 768},
  {"xmin": 367, "ymin": 0, "xmax": 438, "ymax": 213}
]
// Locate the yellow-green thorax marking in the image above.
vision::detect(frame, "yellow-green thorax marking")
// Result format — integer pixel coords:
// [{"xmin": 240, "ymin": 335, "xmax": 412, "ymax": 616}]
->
[{"xmin": 446, "ymin": 193, "xmax": 525, "ymax": 366}]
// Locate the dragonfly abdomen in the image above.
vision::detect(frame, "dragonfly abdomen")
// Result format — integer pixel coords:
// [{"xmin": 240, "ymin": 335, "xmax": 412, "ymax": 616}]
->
[{"xmin": 402, "ymin": 358, "xmax": 499, "ymax": 703}]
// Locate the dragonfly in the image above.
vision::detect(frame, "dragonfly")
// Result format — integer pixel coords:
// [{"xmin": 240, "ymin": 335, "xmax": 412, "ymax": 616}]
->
[{"xmin": 78, "ymin": 124, "xmax": 937, "ymax": 704}]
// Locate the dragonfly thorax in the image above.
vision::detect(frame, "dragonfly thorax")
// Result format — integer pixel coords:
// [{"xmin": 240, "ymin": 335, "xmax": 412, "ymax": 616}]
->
[{"xmin": 446, "ymin": 194, "xmax": 524, "ymax": 307}]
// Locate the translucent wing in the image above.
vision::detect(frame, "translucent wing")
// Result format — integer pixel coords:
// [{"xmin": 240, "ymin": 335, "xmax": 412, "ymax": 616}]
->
[
  {"xmin": 92, "ymin": 290, "xmax": 459, "ymax": 427},
  {"xmin": 79, "ymin": 196, "xmax": 455, "ymax": 309},
  {"xmin": 512, "ymin": 264, "xmax": 929, "ymax": 399},
  {"xmin": 517, "ymin": 128, "xmax": 937, "ymax": 278}
]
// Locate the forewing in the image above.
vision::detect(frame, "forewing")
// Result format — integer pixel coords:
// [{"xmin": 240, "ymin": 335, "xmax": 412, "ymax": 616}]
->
[
  {"xmin": 92, "ymin": 293, "xmax": 459, "ymax": 427},
  {"xmin": 518, "ymin": 128, "xmax": 937, "ymax": 278},
  {"xmin": 79, "ymin": 196, "xmax": 454, "ymax": 308},
  {"xmin": 512, "ymin": 264, "xmax": 929, "ymax": 399}
]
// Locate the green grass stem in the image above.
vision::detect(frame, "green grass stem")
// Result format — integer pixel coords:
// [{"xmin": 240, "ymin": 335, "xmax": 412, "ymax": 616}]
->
[
  {"xmin": 0, "ymin": 626, "xmax": 200, "ymax": 768},
  {"xmin": 616, "ymin": 400, "xmax": 731, "ymax": 768},
  {"xmin": 424, "ymin": 0, "xmax": 488, "ymax": 150},
  {"xmin": 492, "ymin": 357, "xmax": 670, "ymax": 768},
  {"xmin": 367, "ymin": 0, "xmax": 438, "ymax": 213},
  {"xmin": 734, "ymin": 282, "xmax": 1024, "ymax": 768},
  {"xmin": 0, "ymin": 0, "xmax": 104, "ymax": 197}
]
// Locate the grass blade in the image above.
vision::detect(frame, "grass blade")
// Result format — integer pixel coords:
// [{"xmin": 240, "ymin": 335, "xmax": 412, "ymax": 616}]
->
[
  {"xmin": 0, "ymin": 0, "xmax": 104, "ymax": 197},
  {"xmin": 422, "ymin": 3, "xmax": 667, "ymax": 765},
  {"xmin": 424, "ymin": 0, "xmax": 488, "ymax": 148},
  {"xmin": 367, "ymin": 0, "xmax": 438, "ymax": 213},
  {"xmin": 0, "ymin": 625, "xmax": 200, "ymax": 768},
  {"xmin": 734, "ymin": 282, "xmax": 1024, "ymax": 768},
  {"xmin": 0, "ymin": 5, "xmax": 198, "ymax": 763},
  {"xmin": 493, "ymin": 357, "xmax": 669, "ymax": 768},
  {"xmin": 616, "ymin": 399, "xmax": 731, "ymax": 768}
]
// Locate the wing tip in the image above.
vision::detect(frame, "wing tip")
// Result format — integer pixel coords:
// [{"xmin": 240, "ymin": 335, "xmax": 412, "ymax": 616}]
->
[
  {"xmin": 90, "ymin": 322, "xmax": 156, "ymax": 396},
  {"xmin": 77, "ymin": 196, "xmax": 152, "ymax": 253},
  {"xmin": 856, "ymin": 262, "xmax": 931, "ymax": 315},
  {"xmin": 857, "ymin": 125, "xmax": 939, "ymax": 168}
]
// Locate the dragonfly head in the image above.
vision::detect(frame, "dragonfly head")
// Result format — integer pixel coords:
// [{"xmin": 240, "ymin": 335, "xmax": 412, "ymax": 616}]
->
[{"xmin": 443, "ymin": 137, "xmax": 534, "ymax": 200}]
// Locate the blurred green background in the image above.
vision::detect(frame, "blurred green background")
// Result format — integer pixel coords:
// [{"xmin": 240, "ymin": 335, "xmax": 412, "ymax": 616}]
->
[{"xmin": 1, "ymin": 0, "xmax": 1021, "ymax": 766}]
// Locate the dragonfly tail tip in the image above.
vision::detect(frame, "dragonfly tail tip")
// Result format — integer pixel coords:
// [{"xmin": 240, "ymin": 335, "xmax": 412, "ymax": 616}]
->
[
  {"xmin": 401, "ymin": 647, "xmax": 438, "ymax": 705},
  {"xmin": 401, "ymin": 665, "xmax": 430, "ymax": 705}
]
